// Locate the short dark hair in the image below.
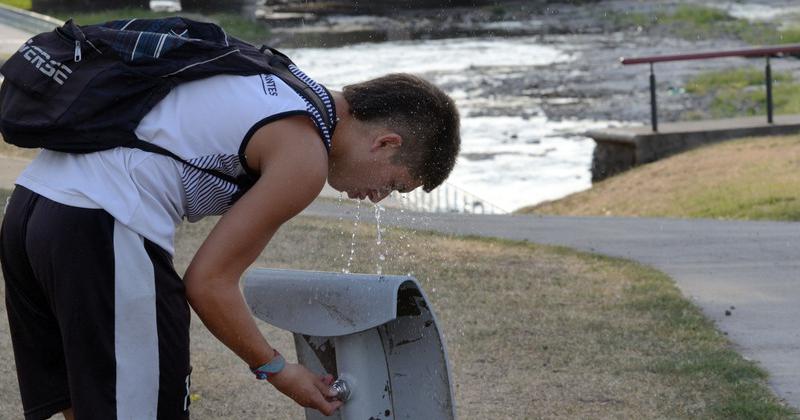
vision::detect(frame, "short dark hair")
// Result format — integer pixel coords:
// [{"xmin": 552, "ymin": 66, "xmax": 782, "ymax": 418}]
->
[{"xmin": 342, "ymin": 73, "xmax": 460, "ymax": 192}]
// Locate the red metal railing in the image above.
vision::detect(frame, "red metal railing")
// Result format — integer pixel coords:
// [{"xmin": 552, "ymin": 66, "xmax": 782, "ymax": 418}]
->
[{"xmin": 620, "ymin": 44, "xmax": 800, "ymax": 131}]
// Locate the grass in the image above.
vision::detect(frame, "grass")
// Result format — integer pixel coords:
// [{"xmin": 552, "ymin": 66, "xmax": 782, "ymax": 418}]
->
[
  {"xmin": 518, "ymin": 135, "xmax": 800, "ymax": 221},
  {"xmin": 685, "ymin": 68, "xmax": 793, "ymax": 97},
  {"xmin": 608, "ymin": 3, "xmax": 800, "ymax": 45},
  {"xmin": 0, "ymin": 0, "xmax": 30, "ymax": 9},
  {"xmin": 0, "ymin": 1, "xmax": 270, "ymax": 44},
  {"xmin": 684, "ymin": 68, "xmax": 800, "ymax": 119},
  {"xmin": 0, "ymin": 188, "xmax": 794, "ymax": 418}
]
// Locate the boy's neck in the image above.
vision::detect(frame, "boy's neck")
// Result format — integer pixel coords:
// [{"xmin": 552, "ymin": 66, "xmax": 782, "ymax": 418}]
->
[{"xmin": 329, "ymin": 91, "xmax": 351, "ymax": 160}]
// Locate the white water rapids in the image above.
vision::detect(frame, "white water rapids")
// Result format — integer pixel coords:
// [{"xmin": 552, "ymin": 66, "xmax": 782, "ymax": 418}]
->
[{"xmin": 287, "ymin": 36, "xmax": 619, "ymax": 211}]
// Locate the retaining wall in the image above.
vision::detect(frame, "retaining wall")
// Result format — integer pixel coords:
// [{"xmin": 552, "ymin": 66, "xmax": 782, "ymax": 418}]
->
[{"xmin": 588, "ymin": 115, "xmax": 800, "ymax": 181}]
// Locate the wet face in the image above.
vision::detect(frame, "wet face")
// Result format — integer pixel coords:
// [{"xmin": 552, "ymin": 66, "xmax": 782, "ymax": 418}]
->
[
  {"xmin": 330, "ymin": 157, "xmax": 421, "ymax": 203},
  {"xmin": 327, "ymin": 105, "xmax": 423, "ymax": 202},
  {"xmin": 352, "ymin": 162, "xmax": 420, "ymax": 202}
]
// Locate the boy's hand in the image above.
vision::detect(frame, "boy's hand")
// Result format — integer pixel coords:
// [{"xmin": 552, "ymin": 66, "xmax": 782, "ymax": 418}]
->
[{"xmin": 268, "ymin": 363, "xmax": 343, "ymax": 416}]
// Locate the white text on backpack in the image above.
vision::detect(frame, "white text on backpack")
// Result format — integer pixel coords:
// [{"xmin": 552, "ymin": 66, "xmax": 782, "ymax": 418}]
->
[{"xmin": 19, "ymin": 40, "xmax": 73, "ymax": 85}]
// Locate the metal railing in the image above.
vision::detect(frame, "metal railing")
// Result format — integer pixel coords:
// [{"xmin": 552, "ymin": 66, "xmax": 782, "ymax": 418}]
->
[
  {"xmin": 621, "ymin": 44, "xmax": 800, "ymax": 132},
  {"xmin": 394, "ymin": 182, "xmax": 508, "ymax": 215}
]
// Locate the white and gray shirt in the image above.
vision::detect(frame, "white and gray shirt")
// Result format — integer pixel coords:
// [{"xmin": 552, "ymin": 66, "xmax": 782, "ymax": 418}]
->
[{"xmin": 17, "ymin": 69, "xmax": 334, "ymax": 255}]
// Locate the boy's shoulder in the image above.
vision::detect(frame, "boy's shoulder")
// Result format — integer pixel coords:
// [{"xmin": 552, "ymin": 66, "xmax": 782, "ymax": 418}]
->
[{"xmin": 244, "ymin": 114, "xmax": 329, "ymax": 178}]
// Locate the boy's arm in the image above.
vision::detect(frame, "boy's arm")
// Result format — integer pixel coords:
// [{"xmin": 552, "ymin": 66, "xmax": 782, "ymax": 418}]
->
[{"xmin": 183, "ymin": 116, "xmax": 341, "ymax": 415}]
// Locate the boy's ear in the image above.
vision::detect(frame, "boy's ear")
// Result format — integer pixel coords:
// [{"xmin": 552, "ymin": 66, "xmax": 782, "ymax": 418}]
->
[{"xmin": 370, "ymin": 133, "xmax": 403, "ymax": 151}]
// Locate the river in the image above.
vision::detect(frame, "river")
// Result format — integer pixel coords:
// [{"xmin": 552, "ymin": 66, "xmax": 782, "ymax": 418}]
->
[
  {"xmin": 279, "ymin": 0, "xmax": 800, "ymax": 212},
  {"xmin": 287, "ymin": 37, "xmax": 618, "ymax": 212}
]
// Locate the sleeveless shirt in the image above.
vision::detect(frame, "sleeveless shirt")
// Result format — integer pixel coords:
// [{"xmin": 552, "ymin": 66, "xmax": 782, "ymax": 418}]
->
[{"xmin": 16, "ymin": 67, "xmax": 334, "ymax": 255}]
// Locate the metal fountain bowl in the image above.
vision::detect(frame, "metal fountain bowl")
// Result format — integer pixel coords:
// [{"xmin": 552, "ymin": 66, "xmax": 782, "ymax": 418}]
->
[{"xmin": 243, "ymin": 268, "xmax": 457, "ymax": 420}]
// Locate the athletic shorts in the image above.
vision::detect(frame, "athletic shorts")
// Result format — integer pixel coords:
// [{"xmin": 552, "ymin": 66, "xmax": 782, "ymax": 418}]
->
[{"xmin": 1, "ymin": 186, "xmax": 192, "ymax": 420}]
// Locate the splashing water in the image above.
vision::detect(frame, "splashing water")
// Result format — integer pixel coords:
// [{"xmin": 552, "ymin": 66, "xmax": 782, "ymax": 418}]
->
[
  {"xmin": 374, "ymin": 203, "xmax": 386, "ymax": 275},
  {"xmin": 344, "ymin": 199, "xmax": 361, "ymax": 274},
  {"xmin": 334, "ymin": 192, "xmax": 345, "ymax": 265},
  {"xmin": 396, "ymin": 193, "xmax": 416, "ymax": 277}
]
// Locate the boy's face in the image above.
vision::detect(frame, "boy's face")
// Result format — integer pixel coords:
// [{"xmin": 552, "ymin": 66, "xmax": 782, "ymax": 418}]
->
[{"xmin": 328, "ymin": 151, "xmax": 421, "ymax": 203}]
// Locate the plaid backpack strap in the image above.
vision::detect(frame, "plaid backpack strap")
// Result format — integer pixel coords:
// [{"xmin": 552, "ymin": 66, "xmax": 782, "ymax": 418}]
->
[{"xmin": 99, "ymin": 17, "xmax": 231, "ymax": 64}]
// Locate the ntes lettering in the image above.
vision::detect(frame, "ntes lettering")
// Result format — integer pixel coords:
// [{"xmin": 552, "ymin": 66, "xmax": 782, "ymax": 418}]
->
[{"xmin": 260, "ymin": 74, "xmax": 278, "ymax": 96}]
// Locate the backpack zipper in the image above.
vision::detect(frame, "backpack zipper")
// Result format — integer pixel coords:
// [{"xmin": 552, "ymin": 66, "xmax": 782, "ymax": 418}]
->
[{"xmin": 74, "ymin": 40, "xmax": 82, "ymax": 62}]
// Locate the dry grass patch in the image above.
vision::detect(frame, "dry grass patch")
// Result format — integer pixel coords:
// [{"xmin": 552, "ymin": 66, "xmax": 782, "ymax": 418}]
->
[
  {"xmin": 0, "ymin": 192, "xmax": 793, "ymax": 419},
  {"xmin": 178, "ymin": 214, "xmax": 789, "ymax": 419},
  {"xmin": 0, "ymin": 141, "xmax": 38, "ymax": 160},
  {"xmin": 519, "ymin": 135, "xmax": 800, "ymax": 221}
]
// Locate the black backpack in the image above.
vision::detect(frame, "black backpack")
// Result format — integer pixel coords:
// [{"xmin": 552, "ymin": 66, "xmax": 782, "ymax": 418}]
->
[{"xmin": 0, "ymin": 17, "xmax": 336, "ymax": 188}]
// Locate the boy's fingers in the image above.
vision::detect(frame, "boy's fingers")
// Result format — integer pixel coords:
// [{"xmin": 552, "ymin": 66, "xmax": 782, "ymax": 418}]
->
[{"xmin": 313, "ymin": 394, "xmax": 343, "ymax": 416}]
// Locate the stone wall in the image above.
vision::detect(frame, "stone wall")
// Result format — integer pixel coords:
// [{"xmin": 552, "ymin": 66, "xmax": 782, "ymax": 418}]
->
[{"xmin": 588, "ymin": 115, "xmax": 800, "ymax": 182}]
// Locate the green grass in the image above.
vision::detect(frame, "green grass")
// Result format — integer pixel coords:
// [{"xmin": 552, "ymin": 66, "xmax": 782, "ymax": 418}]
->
[
  {"xmin": 608, "ymin": 3, "xmax": 800, "ymax": 45},
  {"xmin": 679, "ymin": 177, "xmax": 800, "ymax": 221},
  {"xmin": 685, "ymin": 68, "xmax": 800, "ymax": 119},
  {"xmin": 0, "ymin": 0, "xmax": 31, "ymax": 9},
  {"xmin": 621, "ymin": 263, "xmax": 788, "ymax": 419},
  {"xmin": 685, "ymin": 68, "xmax": 793, "ymax": 96},
  {"xmin": 520, "ymin": 135, "xmax": 800, "ymax": 222}
]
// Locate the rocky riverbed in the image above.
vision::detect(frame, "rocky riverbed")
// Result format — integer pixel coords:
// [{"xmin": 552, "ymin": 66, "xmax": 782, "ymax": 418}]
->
[
  {"xmin": 263, "ymin": 0, "xmax": 800, "ymax": 125},
  {"xmin": 252, "ymin": 0, "xmax": 800, "ymax": 210}
]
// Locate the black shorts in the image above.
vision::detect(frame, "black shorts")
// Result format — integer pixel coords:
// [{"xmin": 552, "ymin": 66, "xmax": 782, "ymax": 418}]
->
[{"xmin": 1, "ymin": 186, "xmax": 192, "ymax": 420}]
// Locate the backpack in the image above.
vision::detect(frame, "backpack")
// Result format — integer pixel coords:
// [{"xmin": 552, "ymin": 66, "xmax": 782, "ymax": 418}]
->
[{"xmin": 0, "ymin": 17, "xmax": 336, "ymax": 188}]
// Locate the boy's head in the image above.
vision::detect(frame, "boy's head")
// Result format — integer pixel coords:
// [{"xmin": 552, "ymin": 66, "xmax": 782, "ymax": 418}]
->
[{"xmin": 328, "ymin": 73, "xmax": 461, "ymax": 202}]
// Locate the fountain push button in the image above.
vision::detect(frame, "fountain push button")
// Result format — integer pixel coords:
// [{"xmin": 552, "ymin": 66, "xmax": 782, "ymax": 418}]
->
[{"xmin": 331, "ymin": 379, "xmax": 351, "ymax": 402}]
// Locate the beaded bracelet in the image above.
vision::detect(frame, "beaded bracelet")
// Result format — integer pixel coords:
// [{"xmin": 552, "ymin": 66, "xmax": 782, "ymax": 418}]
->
[{"xmin": 250, "ymin": 349, "xmax": 286, "ymax": 380}]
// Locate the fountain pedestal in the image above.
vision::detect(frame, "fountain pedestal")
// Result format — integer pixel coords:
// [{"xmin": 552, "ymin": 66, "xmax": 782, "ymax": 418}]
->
[{"xmin": 244, "ymin": 268, "xmax": 456, "ymax": 420}]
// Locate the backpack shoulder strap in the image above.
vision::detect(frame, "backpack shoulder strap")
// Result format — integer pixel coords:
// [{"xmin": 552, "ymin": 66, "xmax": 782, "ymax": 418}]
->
[
  {"xmin": 130, "ymin": 139, "xmax": 243, "ymax": 186},
  {"xmin": 259, "ymin": 46, "xmax": 336, "ymax": 137}
]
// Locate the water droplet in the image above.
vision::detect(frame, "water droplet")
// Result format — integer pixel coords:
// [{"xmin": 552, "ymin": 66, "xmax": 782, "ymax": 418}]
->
[
  {"xmin": 345, "ymin": 200, "xmax": 361, "ymax": 273},
  {"xmin": 374, "ymin": 203, "xmax": 386, "ymax": 275}
]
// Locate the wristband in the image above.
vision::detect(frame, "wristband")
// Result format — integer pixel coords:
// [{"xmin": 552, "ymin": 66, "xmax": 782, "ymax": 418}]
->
[{"xmin": 250, "ymin": 349, "xmax": 286, "ymax": 380}]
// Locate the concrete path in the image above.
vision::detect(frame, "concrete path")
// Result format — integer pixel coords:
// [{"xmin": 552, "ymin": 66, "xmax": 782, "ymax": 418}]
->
[
  {"xmin": 0, "ymin": 20, "xmax": 30, "ymax": 58},
  {"xmin": 302, "ymin": 200, "xmax": 800, "ymax": 410}
]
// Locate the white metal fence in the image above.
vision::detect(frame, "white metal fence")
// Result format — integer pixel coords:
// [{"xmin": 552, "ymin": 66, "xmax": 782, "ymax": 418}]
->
[{"xmin": 394, "ymin": 182, "xmax": 508, "ymax": 215}]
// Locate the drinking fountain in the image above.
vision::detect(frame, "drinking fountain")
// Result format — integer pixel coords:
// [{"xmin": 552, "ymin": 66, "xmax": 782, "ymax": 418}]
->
[{"xmin": 243, "ymin": 268, "xmax": 456, "ymax": 420}]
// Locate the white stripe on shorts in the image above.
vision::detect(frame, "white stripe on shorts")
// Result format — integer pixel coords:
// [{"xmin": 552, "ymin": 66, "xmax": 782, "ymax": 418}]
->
[{"xmin": 114, "ymin": 221, "xmax": 159, "ymax": 419}]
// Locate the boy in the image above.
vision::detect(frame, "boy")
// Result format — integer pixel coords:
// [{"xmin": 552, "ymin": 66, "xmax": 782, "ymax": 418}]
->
[{"xmin": 0, "ymin": 65, "xmax": 460, "ymax": 419}]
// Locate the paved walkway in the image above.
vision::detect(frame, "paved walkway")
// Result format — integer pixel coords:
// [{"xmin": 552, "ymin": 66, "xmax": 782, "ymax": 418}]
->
[
  {"xmin": 303, "ymin": 200, "xmax": 800, "ymax": 410},
  {"xmin": 0, "ymin": 19, "xmax": 30, "ymax": 58}
]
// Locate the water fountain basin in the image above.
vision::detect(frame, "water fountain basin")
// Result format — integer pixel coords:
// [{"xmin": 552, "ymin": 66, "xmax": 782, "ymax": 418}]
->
[{"xmin": 243, "ymin": 268, "xmax": 456, "ymax": 420}]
